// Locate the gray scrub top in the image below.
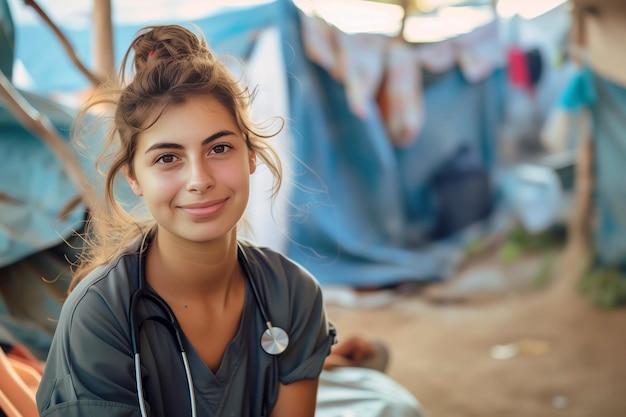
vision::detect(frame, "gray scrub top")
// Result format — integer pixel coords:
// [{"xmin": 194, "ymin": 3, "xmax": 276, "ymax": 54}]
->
[{"xmin": 36, "ymin": 239, "xmax": 336, "ymax": 417}]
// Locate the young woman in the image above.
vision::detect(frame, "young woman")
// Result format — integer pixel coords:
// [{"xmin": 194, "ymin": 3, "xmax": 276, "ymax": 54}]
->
[{"xmin": 36, "ymin": 24, "xmax": 336, "ymax": 417}]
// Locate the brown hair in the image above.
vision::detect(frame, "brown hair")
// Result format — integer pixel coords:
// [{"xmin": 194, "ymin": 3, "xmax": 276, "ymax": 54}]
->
[{"xmin": 70, "ymin": 24, "xmax": 283, "ymax": 291}]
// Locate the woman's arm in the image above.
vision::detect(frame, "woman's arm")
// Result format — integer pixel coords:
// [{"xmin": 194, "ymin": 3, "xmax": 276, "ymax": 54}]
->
[{"xmin": 270, "ymin": 378, "xmax": 320, "ymax": 417}]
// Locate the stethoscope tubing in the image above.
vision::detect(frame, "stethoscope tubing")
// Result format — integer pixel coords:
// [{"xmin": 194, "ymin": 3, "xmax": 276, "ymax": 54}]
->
[
  {"xmin": 130, "ymin": 288, "xmax": 198, "ymax": 417},
  {"xmin": 131, "ymin": 237, "xmax": 287, "ymax": 417},
  {"xmin": 134, "ymin": 353, "xmax": 148, "ymax": 417}
]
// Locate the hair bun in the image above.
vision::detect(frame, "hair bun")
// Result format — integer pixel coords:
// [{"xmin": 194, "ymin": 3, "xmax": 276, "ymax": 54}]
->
[{"xmin": 131, "ymin": 25, "xmax": 212, "ymax": 74}]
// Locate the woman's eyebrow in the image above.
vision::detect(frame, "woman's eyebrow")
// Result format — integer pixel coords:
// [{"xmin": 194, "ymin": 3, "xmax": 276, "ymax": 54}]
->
[{"xmin": 144, "ymin": 130, "xmax": 236, "ymax": 154}]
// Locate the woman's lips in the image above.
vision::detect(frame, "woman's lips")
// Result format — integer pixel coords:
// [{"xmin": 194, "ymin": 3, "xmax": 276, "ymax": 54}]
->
[{"xmin": 178, "ymin": 199, "xmax": 227, "ymax": 217}]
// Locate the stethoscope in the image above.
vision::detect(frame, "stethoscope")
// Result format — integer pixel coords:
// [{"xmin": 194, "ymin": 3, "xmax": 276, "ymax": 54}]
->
[{"xmin": 129, "ymin": 237, "xmax": 289, "ymax": 417}]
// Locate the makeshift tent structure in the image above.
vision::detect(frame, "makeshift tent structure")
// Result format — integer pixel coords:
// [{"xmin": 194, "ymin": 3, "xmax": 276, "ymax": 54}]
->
[
  {"xmin": 1, "ymin": 0, "xmax": 510, "ymax": 361},
  {"xmin": 0, "ymin": 0, "xmax": 505, "ymax": 356},
  {"xmin": 8, "ymin": 0, "xmax": 506, "ymax": 288},
  {"xmin": 549, "ymin": 2, "xmax": 626, "ymax": 268},
  {"xmin": 0, "ymin": 0, "xmax": 85, "ymax": 364}
]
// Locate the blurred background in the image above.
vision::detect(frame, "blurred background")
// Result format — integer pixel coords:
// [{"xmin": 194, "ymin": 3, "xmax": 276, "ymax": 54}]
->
[{"xmin": 1, "ymin": 0, "xmax": 626, "ymax": 416}]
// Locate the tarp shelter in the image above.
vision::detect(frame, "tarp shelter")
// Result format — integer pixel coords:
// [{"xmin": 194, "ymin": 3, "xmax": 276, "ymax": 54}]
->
[
  {"xmin": 7, "ymin": 1, "xmax": 504, "ymax": 287},
  {"xmin": 552, "ymin": 3, "xmax": 626, "ymax": 267},
  {"xmin": 1, "ymin": 0, "xmax": 506, "ymax": 357},
  {"xmin": 1, "ymin": 0, "xmax": 84, "ymax": 361}
]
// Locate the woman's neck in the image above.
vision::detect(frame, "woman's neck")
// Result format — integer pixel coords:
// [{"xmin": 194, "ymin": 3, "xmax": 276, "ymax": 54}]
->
[{"xmin": 144, "ymin": 227, "xmax": 242, "ymax": 309}]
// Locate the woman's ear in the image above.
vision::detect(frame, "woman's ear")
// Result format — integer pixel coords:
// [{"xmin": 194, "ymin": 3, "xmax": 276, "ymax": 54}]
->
[
  {"xmin": 124, "ymin": 168, "xmax": 143, "ymax": 196},
  {"xmin": 248, "ymin": 150, "xmax": 257, "ymax": 174}
]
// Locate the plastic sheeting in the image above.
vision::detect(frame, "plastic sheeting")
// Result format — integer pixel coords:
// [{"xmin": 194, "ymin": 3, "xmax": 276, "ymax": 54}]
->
[
  {"xmin": 7, "ymin": 0, "xmax": 505, "ymax": 286},
  {"xmin": 283, "ymin": 60, "xmax": 504, "ymax": 286},
  {"xmin": 0, "ymin": 94, "xmax": 86, "ymax": 268},
  {"xmin": 558, "ymin": 66, "xmax": 626, "ymax": 267},
  {"xmin": 316, "ymin": 367, "xmax": 424, "ymax": 417}
]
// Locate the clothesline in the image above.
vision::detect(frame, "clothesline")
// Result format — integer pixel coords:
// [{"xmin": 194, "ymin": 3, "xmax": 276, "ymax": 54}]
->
[{"xmin": 299, "ymin": 8, "xmax": 505, "ymax": 147}]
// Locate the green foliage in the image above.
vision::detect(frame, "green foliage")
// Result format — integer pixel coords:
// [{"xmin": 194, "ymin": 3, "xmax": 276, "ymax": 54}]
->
[
  {"xmin": 499, "ymin": 225, "xmax": 567, "ymax": 264},
  {"xmin": 533, "ymin": 252, "xmax": 559, "ymax": 289},
  {"xmin": 496, "ymin": 225, "xmax": 567, "ymax": 290},
  {"xmin": 579, "ymin": 267, "xmax": 626, "ymax": 309},
  {"xmin": 499, "ymin": 239, "xmax": 522, "ymax": 264},
  {"xmin": 463, "ymin": 239, "xmax": 486, "ymax": 257}
]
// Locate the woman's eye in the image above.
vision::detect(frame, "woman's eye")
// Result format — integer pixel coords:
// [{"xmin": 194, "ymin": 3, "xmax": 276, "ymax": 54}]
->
[
  {"xmin": 211, "ymin": 144, "xmax": 231, "ymax": 154},
  {"xmin": 156, "ymin": 154, "xmax": 177, "ymax": 164}
]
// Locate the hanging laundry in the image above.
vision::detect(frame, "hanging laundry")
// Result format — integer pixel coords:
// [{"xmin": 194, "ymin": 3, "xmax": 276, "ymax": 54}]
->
[
  {"xmin": 507, "ymin": 45, "xmax": 545, "ymax": 98},
  {"xmin": 414, "ymin": 40, "xmax": 457, "ymax": 74},
  {"xmin": 299, "ymin": 11, "xmax": 340, "ymax": 79},
  {"xmin": 300, "ymin": 10, "xmax": 386, "ymax": 120},
  {"xmin": 377, "ymin": 41, "xmax": 423, "ymax": 148},
  {"xmin": 507, "ymin": 45, "xmax": 531, "ymax": 91},
  {"xmin": 454, "ymin": 22, "xmax": 505, "ymax": 83},
  {"xmin": 336, "ymin": 31, "xmax": 386, "ymax": 120}
]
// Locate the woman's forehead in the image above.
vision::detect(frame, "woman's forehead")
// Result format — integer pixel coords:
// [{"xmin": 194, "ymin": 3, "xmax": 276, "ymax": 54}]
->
[{"xmin": 136, "ymin": 95, "xmax": 241, "ymax": 147}]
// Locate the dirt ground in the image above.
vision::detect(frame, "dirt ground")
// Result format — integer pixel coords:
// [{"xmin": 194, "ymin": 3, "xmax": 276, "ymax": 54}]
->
[{"xmin": 325, "ymin": 241, "xmax": 626, "ymax": 417}]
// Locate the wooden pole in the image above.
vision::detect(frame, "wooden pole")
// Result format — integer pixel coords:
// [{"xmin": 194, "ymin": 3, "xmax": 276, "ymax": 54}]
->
[
  {"xmin": 397, "ymin": 0, "xmax": 409, "ymax": 42},
  {"xmin": 23, "ymin": 0, "xmax": 104, "ymax": 86},
  {"xmin": 92, "ymin": 0, "xmax": 115, "ymax": 82}
]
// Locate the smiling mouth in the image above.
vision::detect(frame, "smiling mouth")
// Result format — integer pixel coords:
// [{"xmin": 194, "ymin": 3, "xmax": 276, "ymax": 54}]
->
[{"xmin": 178, "ymin": 199, "xmax": 227, "ymax": 217}]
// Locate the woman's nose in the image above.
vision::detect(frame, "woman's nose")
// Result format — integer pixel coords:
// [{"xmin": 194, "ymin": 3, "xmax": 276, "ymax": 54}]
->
[{"xmin": 186, "ymin": 160, "xmax": 214, "ymax": 193}]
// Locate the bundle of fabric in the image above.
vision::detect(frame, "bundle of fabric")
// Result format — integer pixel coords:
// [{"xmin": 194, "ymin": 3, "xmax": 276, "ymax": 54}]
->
[{"xmin": 0, "ymin": 340, "xmax": 41, "ymax": 417}]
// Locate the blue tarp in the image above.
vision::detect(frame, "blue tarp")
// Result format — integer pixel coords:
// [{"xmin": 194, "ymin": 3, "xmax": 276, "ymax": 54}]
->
[
  {"xmin": 558, "ymin": 67, "xmax": 626, "ymax": 267},
  {"xmin": 6, "ymin": 0, "xmax": 505, "ymax": 287},
  {"xmin": 0, "ymin": 92, "xmax": 86, "ymax": 267},
  {"xmin": 0, "ymin": 0, "xmax": 85, "ymax": 268}
]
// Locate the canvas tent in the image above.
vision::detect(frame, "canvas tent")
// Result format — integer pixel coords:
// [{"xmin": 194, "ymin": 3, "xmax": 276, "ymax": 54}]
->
[
  {"xmin": 0, "ymin": 0, "xmax": 511, "ymax": 360},
  {"xmin": 6, "ymin": 0, "xmax": 507, "ymax": 287}
]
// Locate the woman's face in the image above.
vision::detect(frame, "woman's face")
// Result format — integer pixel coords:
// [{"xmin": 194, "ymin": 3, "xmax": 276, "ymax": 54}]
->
[{"xmin": 127, "ymin": 94, "xmax": 256, "ymax": 244}]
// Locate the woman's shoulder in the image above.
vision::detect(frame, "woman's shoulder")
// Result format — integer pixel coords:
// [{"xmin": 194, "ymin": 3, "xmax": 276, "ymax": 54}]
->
[
  {"xmin": 239, "ymin": 241, "xmax": 318, "ymax": 284},
  {"xmin": 71, "ymin": 251, "xmax": 139, "ymax": 298},
  {"xmin": 61, "ymin": 250, "xmax": 140, "ymax": 326},
  {"xmin": 238, "ymin": 240, "xmax": 324, "ymax": 305}
]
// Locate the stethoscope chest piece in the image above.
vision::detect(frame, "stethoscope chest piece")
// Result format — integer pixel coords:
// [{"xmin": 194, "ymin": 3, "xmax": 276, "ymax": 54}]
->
[{"xmin": 261, "ymin": 324, "xmax": 289, "ymax": 355}]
